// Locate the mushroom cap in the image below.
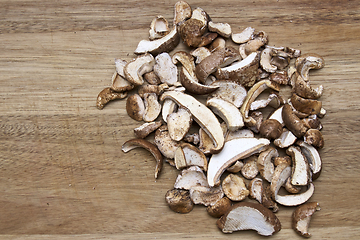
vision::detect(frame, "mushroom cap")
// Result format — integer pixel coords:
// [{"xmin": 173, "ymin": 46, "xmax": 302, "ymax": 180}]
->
[{"xmin": 165, "ymin": 189, "xmax": 194, "ymax": 214}]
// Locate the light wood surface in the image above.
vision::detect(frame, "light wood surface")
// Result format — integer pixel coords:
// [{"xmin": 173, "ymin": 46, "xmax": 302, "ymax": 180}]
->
[{"xmin": 1, "ymin": 0, "xmax": 360, "ymax": 239}]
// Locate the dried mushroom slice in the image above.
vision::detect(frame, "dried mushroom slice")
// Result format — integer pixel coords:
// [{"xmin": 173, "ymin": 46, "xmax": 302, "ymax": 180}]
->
[
  {"xmin": 174, "ymin": 143, "xmax": 208, "ymax": 171},
  {"xmin": 174, "ymin": 166, "xmax": 209, "ymax": 190},
  {"xmin": 190, "ymin": 185, "xmax": 224, "ymax": 206},
  {"xmin": 124, "ymin": 53, "xmax": 155, "ymax": 86},
  {"xmin": 248, "ymin": 177, "xmax": 263, "ymax": 203},
  {"xmin": 297, "ymin": 140, "xmax": 322, "ymax": 180},
  {"xmin": 134, "ymin": 121, "xmax": 162, "ymax": 139},
  {"xmin": 149, "ymin": 15, "xmax": 170, "ymax": 40},
  {"xmin": 207, "ymin": 137, "xmax": 270, "ymax": 187},
  {"xmin": 209, "ymin": 80, "xmax": 247, "ymax": 108},
  {"xmin": 111, "ymin": 71, "xmax": 134, "ymax": 92},
  {"xmin": 179, "ymin": 67, "xmax": 219, "ymax": 95},
  {"xmin": 165, "ymin": 188, "xmax": 194, "ymax": 214},
  {"xmin": 143, "ymin": 93, "xmax": 162, "ymax": 122},
  {"xmin": 126, "ymin": 93, "xmax": 145, "ymax": 121},
  {"xmin": 287, "ymin": 146, "xmax": 311, "ymax": 186},
  {"xmin": 173, "ymin": 1, "xmax": 192, "ymax": 25},
  {"xmin": 217, "ymin": 202, "xmax": 281, "ymax": 236},
  {"xmin": 207, "ymin": 197, "xmax": 232, "ymax": 218},
  {"xmin": 240, "ymin": 156, "xmax": 259, "ymax": 180},
  {"xmin": 292, "ymin": 202, "xmax": 321, "ymax": 237},
  {"xmin": 167, "ymin": 107, "xmax": 192, "ymax": 141},
  {"xmin": 222, "ymin": 174, "xmax": 249, "ymax": 201},
  {"xmin": 96, "ymin": 87, "xmax": 127, "ymax": 110},
  {"xmin": 206, "ymin": 97, "xmax": 244, "ymax": 132},
  {"xmin": 154, "ymin": 125, "xmax": 180, "ymax": 159},
  {"xmin": 274, "ymin": 128, "xmax": 297, "ymax": 148},
  {"xmin": 257, "ymin": 147, "xmax": 278, "ymax": 182},
  {"xmin": 275, "ymin": 183, "xmax": 315, "ymax": 206},
  {"xmin": 231, "ymin": 26, "xmax": 255, "ymax": 44},
  {"xmin": 121, "ymin": 138, "xmax": 163, "ymax": 179},
  {"xmin": 154, "ymin": 52, "xmax": 178, "ymax": 85},
  {"xmin": 208, "ymin": 21, "xmax": 232, "ymax": 38}
]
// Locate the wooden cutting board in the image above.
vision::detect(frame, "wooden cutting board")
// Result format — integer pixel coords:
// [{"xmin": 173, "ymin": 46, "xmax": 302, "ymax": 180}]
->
[{"xmin": 1, "ymin": 0, "xmax": 360, "ymax": 239}]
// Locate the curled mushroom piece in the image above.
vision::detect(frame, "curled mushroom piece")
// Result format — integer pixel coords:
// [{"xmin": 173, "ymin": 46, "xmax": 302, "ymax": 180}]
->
[
  {"xmin": 207, "ymin": 137, "xmax": 270, "ymax": 187},
  {"xmin": 248, "ymin": 177, "xmax": 263, "ymax": 203},
  {"xmin": 294, "ymin": 74, "xmax": 324, "ymax": 100},
  {"xmin": 257, "ymin": 147, "xmax": 278, "ymax": 182},
  {"xmin": 282, "ymin": 103, "xmax": 308, "ymax": 138},
  {"xmin": 231, "ymin": 26, "xmax": 255, "ymax": 44},
  {"xmin": 126, "ymin": 93, "xmax": 145, "ymax": 121},
  {"xmin": 208, "ymin": 21, "xmax": 232, "ymax": 38},
  {"xmin": 239, "ymin": 31, "xmax": 268, "ymax": 58},
  {"xmin": 297, "ymin": 140, "xmax": 322, "ymax": 180},
  {"xmin": 143, "ymin": 93, "xmax": 162, "ymax": 122},
  {"xmin": 165, "ymin": 188, "xmax": 194, "ymax": 214},
  {"xmin": 161, "ymin": 91, "xmax": 225, "ymax": 154},
  {"xmin": 179, "ymin": 67, "xmax": 219, "ymax": 95},
  {"xmin": 96, "ymin": 87, "xmax": 127, "ymax": 110},
  {"xmin": 260, "ymin": 47, "xmax": 277, "ymax": 73},
  {"xmin": 134, "ymin": 120, "xmax": 162, "ymax": 139},
  {"xmin": 217, "ymin": 202, "xmax": 281, "ymax": 236},
  {"xmin": 287, "ymin": 146, "xmax": 311, "ymax": 186},
  {"xmin": 121, "ymin": 138, "xmax": 163, "ymax": 179},
  {"xmin": 135, "ymin": 26, "xmax": 180, "ymax": 56},
  {"xmin": 290, "ymin": 93, "xmax": 322, "ymax": 116},
  {"xmin": 295, "ymin": 53, "xmax": 325, "ymax": 82},
  {"xmin": 240, "ymin": 80, "xmax": 280, "ymax": 127},
  {"xmin": 292, "ymin": 202, "xmax": 321, "ymax": 238},
  {"xmin": 276, "ymin": 183, "xmax": 315, "ymax": 206},
  {"xmin": 206, "ymin": 97, "xmax": 244, "ymax": 132}
]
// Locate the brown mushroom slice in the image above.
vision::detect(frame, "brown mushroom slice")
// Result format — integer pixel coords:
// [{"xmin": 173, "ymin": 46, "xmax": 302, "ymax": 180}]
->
[
  {"xmin": 217, "ymin": 202, "xmax": 281, "ymax": 236},
  {"xmin": 215, "ymin": 52, "xmax": 260, "ymax": 88},
  {"xmin": 96, "ymin": 87, "xmax": 127, "ymax": 110},
  {"xmin": 160, "ymin": 91, "xmax": 225, "ymax": 154},
  {"xmin": 287, "ymin": 146, "xmax": 311, "ymax": 186},
  {"xmin": 126, "ymin": 93, "xmax": 145, "ymax": 121},
  {"xmin": 179, "ymin": 67, "xmax": 219, "ymax": 95},
  {"xmin": 114, "ymin": 58, "xmax": 127, "ymax": 78},
  {"xmin": 208, "ymin": 21, "xmax": 232, "ymax": 38},
  {"xmin": 207, "ymin": 197, "xmax": 232, "ymax": 218},
  {"xmin": 240, "ymin": 156, "xmax": 259, "ymax": 180},
  {"xmin": 165, "ymin": 188, "xmax": 194, "ymax": 214},
  {"xmin": 167, "ymin": 107, "xmax": 192, "ymax": 141},
  {"xmin": 134, "ymin": 120, "xmax": 163, "ymax": 139},
  {"xmin": 206, "ymin": 97, "xmax": 244, "ymax": 132},
  {"xmin": 292, "ymin": 202, "xmax": 321, "ymax": 237},
  {"xmin": 134, "ymin": 26, "xmax": 180, "ymax": 56},
  {"xmin": 172, "ymin": 51, "xmax": 196, "ymax": 77},
  {"xmin": 222, "ymin": 174, "xmax": 249, "ymax": 201},
  {"xmin": 138, "ymin": 83, "xmax": 168, "ymax": 98},
  {"xmin": 154, "ymin": 52, "xmax": 178, "ymax": 85},
  {"xmin": 111, "ymin": 71, "xmax": 134, "ymax": 92},
  {"xmin": 304, "ymin": 129, "xmax": 324, "ymax": 149},
  {"xmin": 122, "ymin": 138, "xmax": 163, "ymax": 179},
  {"xmin": 175, "ymin": 143, "xmax": 208, "ymax": 171},
  {"xmin": 275, "ymin": 183, "xmax": 315, "ymax": 206},
  {"xmin": 257, "ymin": 147, "xmax": 278, "ymax": 182},
  {"xmin": 294, "ymin": 74, "xmax": 323, "ymax": 100},
  {"xmin": 190, "ymin": 185, "xmax": 224, "ymax": 206},
  {"xmin": 262, "ymin": 185, "xmax": 279, "ymax": 212},
  {"xmin": 154, "ymin": 125, "xmax": 180, "ymax": 159},
  {"xmin": 174, "ymin": 166, "xmax": 209, "ymax": 190},
  {"xmin": 190, "ymin": 47, "xmax": 211, "ymax": 64},
  {"xmin": 297, "ymin": 140, "xmax": 322, "ymax": 180},
  {"xmin": 259, "ymin": 119, "xmax": 283, "ymax": 140},
  {"xmin": 173, "ymin": 1, "xmax": 192, "ymax": 25},
  {"xmin": 269, "ymin": 71, "xmax": 289, "ymax": 85},
  {"xmin": 240, "ymin": 80, "xmax": 280, "ymax": 127},
  {"xmin": 207, "ymin": 137, "xmax": 270, "ymax": 187},
  {"xmin": 260, "ymin": 47, "xmax": 277, "ymax": 73},
  {"xmin": 285, "ymin": 177, "xmax": 301, "ymax": 194},
  {"xmin": 208, "ymin": 37, "xmax": 226, "ymax": 52},
  {"xmin": 290, "ymin": 93, "xmax": 322, "ymax": 115},
  {"xmin": 274, "ymin": 128, "xmax": 297, "ymax": 148},
  {"xmin": 195, "ymin": 46, "xmax": 241, "ymax": 83},
  {"xmin": 179, "ymin": 8, "xmax": 208, "ymax": 48},
  {"xmin": 295, "ymin": 53, "xmax": 325, "ymax": 82},
  {"xmin": 282, "ymin": 103, "xmax": 308, "ymax": 138},
  {"xmin": 226, "ymin": 129, "xmax": 254, "ymax": 142},
  {"xmin": 209, "ymin": 80, "xmax": 247, "ymax": 108},
  {"xmin": 143, "ymin": 93, "xmax": 162, "ymax": 122},
  {"xmin": 248, "ymin": 177, "xmax": 263, "ymax": 203},
  {"xmin": 149, "ymin": 15, "xmax": 170, "ymax": 40},
  {"xmin": 124, "ymin": 53, "xmax": 155, "ymax": 86},
  {"xmin": 270, "ymin": 162, "xmax": 292, "ymax": 200},
  {"xmin": 231, "ymin": 26, "xmax": 255, "ymax": 44}
]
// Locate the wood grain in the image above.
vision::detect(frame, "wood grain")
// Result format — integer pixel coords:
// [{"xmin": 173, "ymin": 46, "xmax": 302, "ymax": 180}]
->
[{"xmin": 0, "ymin": 0, "xmax": 360, "ymax": 239}]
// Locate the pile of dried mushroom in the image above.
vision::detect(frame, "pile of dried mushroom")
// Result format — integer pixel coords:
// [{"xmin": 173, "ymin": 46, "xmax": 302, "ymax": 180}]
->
[{"xmin": 96, "ymin": 1, "xmax": 325, "ymax": 237}]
